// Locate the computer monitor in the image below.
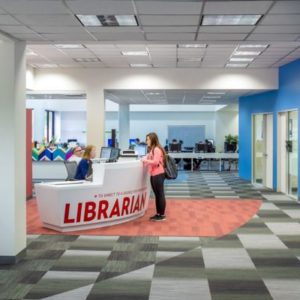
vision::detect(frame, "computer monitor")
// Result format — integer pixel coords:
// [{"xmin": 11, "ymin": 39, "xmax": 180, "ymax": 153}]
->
[
  {"xmin": 109, "ymin": 148, "xmax": 120, "ymax": 162},
  {"xmin": 135, "ymin": 144, "xmax": 148, "ymax": 157},
  {"xmin": 195, "ymin": 143, "xmax": 207, "ymax": 153},
  {"xmin": 129, "ymin": 139, "xmax": 136, "ymax": 146},
  {"xmin": 169, "ymin": 143, "xmax": 181, "ymax": 152},
  {"xmin": 100, "ymin": 147, "xmax": 112, "ymax": 159}
]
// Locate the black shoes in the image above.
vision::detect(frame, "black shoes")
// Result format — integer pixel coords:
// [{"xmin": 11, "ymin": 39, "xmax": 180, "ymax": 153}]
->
[{"xmin": 150, "ymin": 214, "xmax": 166, "ymax": 221}]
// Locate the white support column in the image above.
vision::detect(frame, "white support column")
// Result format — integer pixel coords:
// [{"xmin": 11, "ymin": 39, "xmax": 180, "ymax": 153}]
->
[
  {"xmin": 118, "ymin": 103, "xmax": 130, "ymax": 150},
  {"xmin": 86, "ymin": 86, "xmax": 105, "ymax": 152},
  {"xmin": 0, "ymin": 38, "xmax": 27, "ymax": 264},
  {"xmin": 33, "ymin": 106, "xmax": 45, "ymax": 142}
]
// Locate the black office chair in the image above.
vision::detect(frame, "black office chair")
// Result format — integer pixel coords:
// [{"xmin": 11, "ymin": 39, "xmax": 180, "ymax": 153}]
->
[{"xmin": 64, "ymin": 161, "xmax": 78, "ymax": 181}]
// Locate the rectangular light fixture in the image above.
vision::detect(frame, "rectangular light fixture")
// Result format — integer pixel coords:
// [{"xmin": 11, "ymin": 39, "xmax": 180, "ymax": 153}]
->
[
  {"xmin": 73, "ymin": 58, "xmax": 101, "ymax": 62},
  {"xmin": 178, "ymin": 57, "xmax": 202, "ymax": 62},
  {"xmin": 122, "ymin": 51, "xmax": 148, "ymax": 56},
  {"xmin": 226, "ymin": 63, "xmax": 248, "ymax": 68},
  {"xmin": 55, "ymin": 44, "xmax": 85, "ymax": 49},
  {"xmin": 202, "ymin": 14, "xmax": 262, "ymax": 26},
  {"xmin": 76, "ymin": 14, "xmax": 138, "ymax": 27},
  {"xmin": 207, "ymin": 91, "xmax": 226, "ymax": 95},
  {"xmin": 130, "ymin": 64, "xmax": 152, "ymax": 67},
  {"xmin": 33, "ymin": 64, "xmax": 58, "ymax": 68},
  {"xmin": 202, "ymin": 95, "xmax": 221, "ymax": 99},
  {"xmin": 26, "ymin": 49, "xmax": 37, "ymax": 56},
  {"xmin": 76, "ymin": 15, "xmax": 101, "ymax": 26},
  {"xmin": 239, "ymin": 44, "xmax": 268, "ymax": 49},
  {"xmin": 233, "ymin": 51, "xmax": 261, "ymax": 56},
  {"xmin": 178, "ymin": 44, "xmax": 207, "ymax": 48},
  {"xmin": 230, "ymin": 57, "xmax": 254, "ymax": 62}
]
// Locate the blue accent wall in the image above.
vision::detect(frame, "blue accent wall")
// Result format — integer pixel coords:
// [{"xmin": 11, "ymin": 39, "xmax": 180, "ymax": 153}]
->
[{"xmin": 239, "ymin": 58, "xmax": 300, "ymax": 196}]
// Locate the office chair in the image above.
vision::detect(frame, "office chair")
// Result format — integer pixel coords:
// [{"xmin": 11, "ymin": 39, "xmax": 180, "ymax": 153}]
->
[{"xmin": 64, "ymin": 161, "xmax": 78, "ymax": 181}]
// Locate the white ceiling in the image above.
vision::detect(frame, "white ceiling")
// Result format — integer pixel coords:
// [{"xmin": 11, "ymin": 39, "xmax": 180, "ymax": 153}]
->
[
  {"xmin": 105, "ymin": 89, "xmax": 260, "ymax": 105},
  {"xmin": 0, "ymin": 0, "xmax": 299, "ymax": 69}
]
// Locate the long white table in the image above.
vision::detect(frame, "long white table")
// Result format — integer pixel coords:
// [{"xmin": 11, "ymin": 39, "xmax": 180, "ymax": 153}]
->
[
  {"xmin": 35, "ymin": 160, "xmax": 150, "ymax": 232},
  {"xmin": 168, "ymin": 152, "xmax": 239, "ymax": 171}
]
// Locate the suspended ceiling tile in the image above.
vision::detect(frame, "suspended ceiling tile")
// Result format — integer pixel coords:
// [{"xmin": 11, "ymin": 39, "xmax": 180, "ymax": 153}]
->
[
  {"xmin": 30, "ymin": 26, "xmax": 87, "ymax": 34},
  {"xmin": 253, "ymin": 25, "xmax": 300, "ymax": 34},
  {"xmin": 260, "ymin": 14, "xmax": 300, "ymax": 25},
  {"xmin": 65, "ymin": 0, "xmax": 135, "ymax": 15},
  {"xmin": 0, "ymin": 0, "xmax": 70, "ymax": 14},
  {"xmin": 146, "ymin": 33, "xmax": 196, "ymax": 41},
  {"xmin": 143, "ymin": 26, "xmax": 198, "ymax": 33},
  {"xmin": 139, "ymin": 15, "xmax": 200, "ymax": 26},
  {"xmin": 203, "ymin": 1, "xmax": 273, "ymax": 14},
  {"xmin": 199, "ymin": 25, "xmax": 254, "ymax": 34},
  {"xmin": 269, "ymin": 1, "xmax": 300, "ymax": 14},
  {"xmin": 197, "ymin": 33, "xmax": 248, "ymax": 41},
  {"xmin": 14, "ymin": 14, "xmax": 81, "ymax": 26},
  {"xmin": 0, "ymin": 25, "xmax": 34, "ymax": 33},
  {"xmin": 247, "ymin": 33, "xmax": 299, "ymax": 41},
  {"xmin": 93, "ymin": 32, "xmax": 145, "ymax": 41},
  {"xmin": 41, "ymin": 33, "xmax": 95, "ymax": 41},
  {"xmin": 0, "ymin": 14, "xmax": 20, "ymax": 25},
  {"xmin": 12, "ymin": 33, "xmax": 44, "ymax": 40},
  {"xmin": 136, "ymin": 1, "xmax": 203, "ymax": 15}
]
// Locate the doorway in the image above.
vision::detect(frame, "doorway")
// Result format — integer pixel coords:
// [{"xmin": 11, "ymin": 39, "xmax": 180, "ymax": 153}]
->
[
  {"xmin": 252, "ymin": 113, "xmax": 273, "ymax": 188},
  {"xmin": 278, "ymin": 110, "xmax": 298, "ymax": 198}
]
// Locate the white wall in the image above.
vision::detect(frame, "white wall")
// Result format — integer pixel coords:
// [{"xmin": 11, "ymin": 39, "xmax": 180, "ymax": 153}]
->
[
  {"xmin": 215, "ymin": 110, "xmax": 239, "ymax": 152},
  {"xmin": 105, "ymin": 111, "xmax": 217, "ymax": 147},
  {"xmin": 60, "ymin": 111, "xmax": 86, "ymax": 144}
]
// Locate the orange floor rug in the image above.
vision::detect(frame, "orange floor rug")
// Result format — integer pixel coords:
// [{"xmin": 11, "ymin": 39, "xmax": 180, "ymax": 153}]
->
[{"xmin": 27, "ymin": 198, "xmax": 262, "ymax": 237}]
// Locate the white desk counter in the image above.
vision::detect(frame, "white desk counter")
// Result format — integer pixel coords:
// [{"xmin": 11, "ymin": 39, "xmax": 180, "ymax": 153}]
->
[{"xmin": 35, "ymin": 160, "xmax": 150, "ymax": 232}]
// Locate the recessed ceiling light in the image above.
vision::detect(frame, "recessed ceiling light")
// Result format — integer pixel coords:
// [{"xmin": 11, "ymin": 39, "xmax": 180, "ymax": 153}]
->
[
  {"xmin": 115, "ymin": 15, "xmax": 138, "ymax": 26},
  {"xmin": 200, "ymin": 99, "xmax": 217, "ymax": 103},
  {"xmin": 230, "ymin": 57, "xmax": 254, "ymax": 62},
  {"xmin": 203, "ymin": 95, "xmax": 221, "ymax": 99},
  {"xmin": 145, "ymin": 92, "xmax": 162, "ymax": 96},
  {"xmin": 178, "ymin": 44, "xmax": 207, "ymax": 48},
  {"xmin": 202, "ymin": 14, "xmax": 262, "ymax": 26},
  {"xmin": 55, "ymin": 44, "xmax": 85, "ymax": 49},
  {"xmin": 122, "ymin": 51, "xmax": 148, "ymax": 56},
  {"xmin": 239, "ymin": 44, "xmax": 268, "ymax": 49},
  {"xmin": 76, "ymin": 14, "xmax": 138, "ymax": 27},
  {"xmin": 73, "ymin": 58, "xmax": 101, "ymax": 62},
  {"xmin": 226, "ymin": 63, "xmax": 248, "ymax": 68},
  {"xmin": 233, "ymin": 51, "xmax": 261, "ymax": 56},
  {"xmin": 178, "ymin": 57, "xmax": 202, "ymax": 62},
  {"xmin": 130, "ymin": 64, "xmax": 152, "ymax": 67},
  {"xmin": 76, "ymin": 15, "xmax": 101, "ymax": 26},
  {"xmin": 207, "ymin": 92, "xmax": 226, "ymax": 95}
]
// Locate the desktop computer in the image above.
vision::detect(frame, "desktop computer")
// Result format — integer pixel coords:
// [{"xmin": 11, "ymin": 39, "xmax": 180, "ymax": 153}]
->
[{"xmin": 169, "ymin": 143, "xmax": 181, "ymax": 152}]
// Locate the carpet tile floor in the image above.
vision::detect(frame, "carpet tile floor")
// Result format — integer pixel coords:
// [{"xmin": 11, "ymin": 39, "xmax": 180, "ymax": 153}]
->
[{"xmin": 1, "ymin": 171, "xmax": 300, "ymax": 300}]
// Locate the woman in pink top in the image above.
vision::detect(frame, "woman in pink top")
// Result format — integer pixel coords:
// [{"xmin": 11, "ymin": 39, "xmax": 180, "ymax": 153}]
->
[{"xmin": 142, "ymin": 132, "xmax": 167, "ymax": 221}]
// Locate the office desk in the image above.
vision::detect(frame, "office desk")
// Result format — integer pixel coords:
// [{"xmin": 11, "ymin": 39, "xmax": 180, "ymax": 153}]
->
[
  {"xmin": 168, "ymin": 152, "xmax": 239, "ymax": 171},
  {"xmin": 35, "ymin": 160, "xmax": 150, "ymax": 232}
]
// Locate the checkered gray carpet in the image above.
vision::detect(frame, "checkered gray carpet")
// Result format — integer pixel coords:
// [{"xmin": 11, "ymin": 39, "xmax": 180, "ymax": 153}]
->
[{"xmin": 1, "ymin": 171, "xmax": 300, "ymax": 300}]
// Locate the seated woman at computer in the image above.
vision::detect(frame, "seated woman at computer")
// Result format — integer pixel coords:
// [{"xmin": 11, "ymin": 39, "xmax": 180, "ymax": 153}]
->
[
  {"xmin": 142, "ymin": 132, "xmax": 167, "ymax": 221},
  {"xmin": 75, "ymin": 145, "xmax": 96, "ymax": 180}
]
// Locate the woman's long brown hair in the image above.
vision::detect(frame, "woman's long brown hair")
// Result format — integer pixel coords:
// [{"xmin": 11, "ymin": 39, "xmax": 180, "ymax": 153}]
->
[
  {"xmin": 82, "ymin": 145, "xmax": 95, "ymax": 160},
  {"xmin": 146, "ymin": 132, "xmax": 167, "ymax": 165}
]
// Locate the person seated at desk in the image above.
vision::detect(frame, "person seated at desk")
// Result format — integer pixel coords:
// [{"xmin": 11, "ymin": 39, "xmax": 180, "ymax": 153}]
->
[
  {"xmin": 75, "ymin": 145, "xmax": 96, "ymax": 180},
  {"xmin": 69, "ymin": 146, "xmax": 83, "ymax": 164}
]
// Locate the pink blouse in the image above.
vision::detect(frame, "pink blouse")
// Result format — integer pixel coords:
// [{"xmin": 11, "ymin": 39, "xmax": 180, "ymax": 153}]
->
[{"xmin": 142, "ymin": 147, "xmax": 165, "ymax": 176}]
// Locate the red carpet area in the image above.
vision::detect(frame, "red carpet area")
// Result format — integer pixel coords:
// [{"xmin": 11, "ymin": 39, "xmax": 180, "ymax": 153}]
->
[{"xmin": 27, "ymin": 198, "xmax": 261, "ymax": 237}]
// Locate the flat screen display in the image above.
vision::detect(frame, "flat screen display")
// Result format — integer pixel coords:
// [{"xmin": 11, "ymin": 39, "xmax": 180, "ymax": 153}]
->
[
  {"xmin": 135, "ymin": 144, "xmax": 148, "ymax": 157},
  {"xmin": 100, "ymin": 147, "xmax": 112, "ymax": 159}
]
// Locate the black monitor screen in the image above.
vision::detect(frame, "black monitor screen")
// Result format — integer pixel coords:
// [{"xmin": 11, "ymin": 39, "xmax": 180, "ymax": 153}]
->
[
  {"xmin": 100, "ymin": 147, "xmax": 112, "ymax": 159},
  {"xmin": 169, "ymin": 143, "xmax": 181, "ymax": 152},
  {"xmin": 110, "ymin": 148, "xmax": 120, "ymax": 161},
  {"xmin": 195, "ymin": 143, "xmax": 207, "ymax": 153},
  {"xmin": 135, "ymin": 144, "xmax": 148, "ymax": 156}
]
